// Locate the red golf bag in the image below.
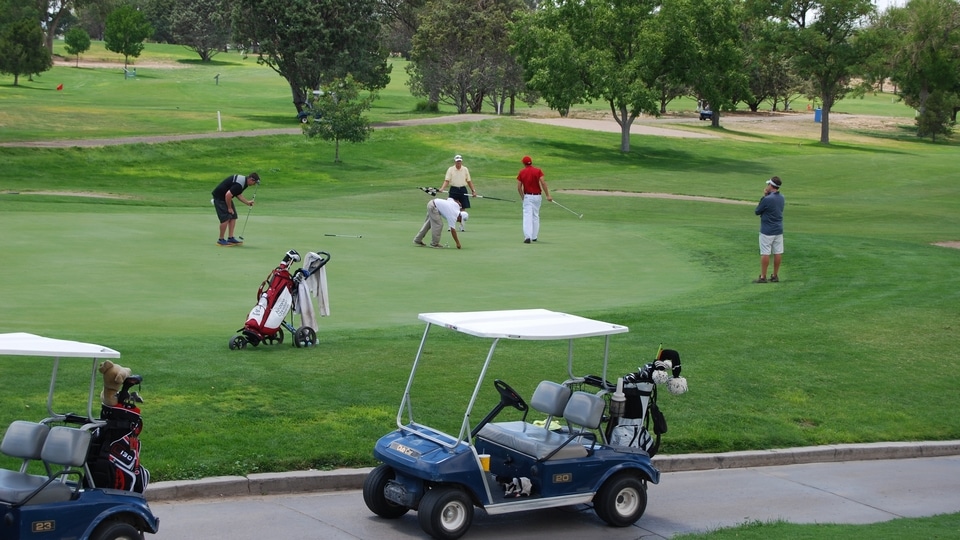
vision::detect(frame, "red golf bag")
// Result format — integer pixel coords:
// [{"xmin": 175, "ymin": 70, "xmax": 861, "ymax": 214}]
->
[{"xmin": 241, "ymin": 250, "xmax": 299, "ymax": 345}]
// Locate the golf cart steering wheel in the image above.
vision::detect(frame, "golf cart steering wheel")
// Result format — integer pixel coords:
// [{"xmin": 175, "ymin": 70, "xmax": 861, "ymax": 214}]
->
[{"xmin": 494, "ymin": 379, "xmax": 528, "ymax": 412}]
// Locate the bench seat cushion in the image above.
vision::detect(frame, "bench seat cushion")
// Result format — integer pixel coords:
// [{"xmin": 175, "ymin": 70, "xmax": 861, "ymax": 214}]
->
[{"xmin": 477, "ymin": 421, "xmax": 587, "ymax": 460}]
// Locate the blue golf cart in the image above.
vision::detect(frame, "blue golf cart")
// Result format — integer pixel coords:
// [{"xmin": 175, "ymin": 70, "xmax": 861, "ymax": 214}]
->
[
  {"xmin": 363, "ymin": 309, "xmax": 665, "ymax": 539},
  {"xmin": 0, "ymin": 333, "xmax": 159, "ymax": 540}
]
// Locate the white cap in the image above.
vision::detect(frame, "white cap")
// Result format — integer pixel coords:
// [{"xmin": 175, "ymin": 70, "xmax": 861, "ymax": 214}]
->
[
  {"xmin": 459, "ymin": 211, "xmax": 469, "ymax": 221},
  {"xmin": 454, "ymin": 155, "xmax": 462, "ymax": 162}
]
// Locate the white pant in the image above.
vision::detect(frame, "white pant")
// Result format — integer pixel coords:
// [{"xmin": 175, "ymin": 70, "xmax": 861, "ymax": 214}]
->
[{"xmin": 522, "ymin": 194, "xmax": 542, "ymax": 240}]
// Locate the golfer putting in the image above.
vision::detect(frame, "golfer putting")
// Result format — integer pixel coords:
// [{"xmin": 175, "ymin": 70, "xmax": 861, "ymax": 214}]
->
[
  {"xmin": 412, "ymin": 196, "xmax": 465, "ymax": 249},
  {"xmin": 212, "ymin": 172, "xmax": 259, "ymax": 246}
]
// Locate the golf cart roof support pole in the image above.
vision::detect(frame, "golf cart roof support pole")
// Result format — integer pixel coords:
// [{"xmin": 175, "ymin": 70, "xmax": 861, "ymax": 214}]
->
[
  {"xmin": 46, "ymin": 357, "xmax": 60, "ymax": 419},
  {"xmin": 86, "ymin": 357, "xmax": 98, "ymax": 421},
  {"xmin": 397, "ymin": 323, "xmax": 434, "ymax": 429},
  {"xmin": 47, "ymin": 357, "xmax": 99, "ymax": 421},
  {"xmin": 564, "ymin": 335, "xmax": 612, "ymax": 387},
  {"xmin": 602, "ymin": 335, "xmax": 611, "ymax": 387},
  {"xmin": 457, "ymin": 338, "xmax": 501, "ymax": 446}
]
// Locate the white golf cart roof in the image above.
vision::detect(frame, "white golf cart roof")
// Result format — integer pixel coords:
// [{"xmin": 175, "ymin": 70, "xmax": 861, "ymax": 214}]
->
[
  {"xmin": 0, "ymin": 332, "xmax": 120, "ymax": 358},
  {"xmin": 418, "ymin": 309, "xmax": 628, "ymax": 340},
  {"xmin": 0, "ymin": 332, "xmax": 120, "ymax": 422}
]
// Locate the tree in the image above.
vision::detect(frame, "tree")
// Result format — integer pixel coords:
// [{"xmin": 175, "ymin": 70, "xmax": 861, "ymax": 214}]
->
[
  {"xmin": 762, "ymin": 0, "xmax": 875, "ymax": 144},
  {"xmin": 233, "ymin": 0, "xmax": 390, "ymax": 118},
  {"xmin": 0, "ymin": 18, "xmax": 53, "ymax": 85},
  {"xmin": 511, "ymin": 17, "xmax": 590, "ymax": 118},
  {"xmin": 64, "ymin": 26, "xmax": 91, "ymax": 67},
  {"xmin": 302, "ymin": 75, "xmax": 376, "ymax": 162},
  {"xmin": 663, "ymin": 0, "xmax": 749, "ymax": 128},
  {"xmin": 378, "ymin": 0, "xmax": 426, "ymax": 58},
  {"xmin": 874, "ymin": 0, "xmax": 960, "ymax": 139},
  {"xmin": 511, "ymin": 0, "xmax": 664, "ymax": 153},
  {"xmin": 407, "ymin": 0, "xmax": 526, "ymax": 114},
  {"xmin": 168, "ymin": 0, "xmax": 232, "ymax": 62},
  {"xmin": 104, "ymin": 4, "xmax": 153, "ymax": 69}
]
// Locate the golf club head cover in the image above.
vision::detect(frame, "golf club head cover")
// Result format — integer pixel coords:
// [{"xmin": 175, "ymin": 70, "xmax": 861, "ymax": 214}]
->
[
  {"xmin": 667, "ymin": 377, "xmax": 688, "ymax": 395},
  {"xmin": 657, "ymin": 349, "xmax": 682, "ymax": 378}
]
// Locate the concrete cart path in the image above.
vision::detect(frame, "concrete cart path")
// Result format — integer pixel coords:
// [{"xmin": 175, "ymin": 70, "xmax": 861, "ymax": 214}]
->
[{"xmin": 148, "ymin": 454, "xmax": 960, "ymax": 539}]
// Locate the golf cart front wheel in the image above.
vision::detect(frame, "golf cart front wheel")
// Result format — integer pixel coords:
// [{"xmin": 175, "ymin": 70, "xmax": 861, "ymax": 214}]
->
[
  {"xmin": 294, "ymin": 326, "xmax": 317, "ymax": 348},
  {"xmin": 593, "ymin": 473, "xmax": 647, "ymax": 527},
  {"xmin": 418, "ymin": 486, "xmax": 473, "ymax": 540},
  {"xmin": 90, "ymin": 520, "xmax": 144, "ymax": 540},
  {"xmin": 229, "ymin": 336, "xmax": 247, "ymax": 350},
  {"xmin": 363, "ymin": 464, "xmax": 409, "ymax": 519}
]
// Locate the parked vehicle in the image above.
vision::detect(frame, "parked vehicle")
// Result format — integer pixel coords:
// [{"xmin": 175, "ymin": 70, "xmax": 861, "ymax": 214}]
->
[
  {"xmin": 0, "ymin": 333, "xmax": 159, "ymax": 540},
  {"xmin": 363, "ymin": 309, "xmax": 685, "ymax": 539}
]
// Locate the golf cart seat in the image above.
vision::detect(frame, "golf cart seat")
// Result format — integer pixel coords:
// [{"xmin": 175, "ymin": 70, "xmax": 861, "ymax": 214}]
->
[
  {"xmin": 0, "ymin": 421, "xmax": 50, "ymax": 473},
  {"xmin": 477, "ymin": 381, "xmax": 590, "ymax": 460},
  {"xmin": 0, "ymin": 426, "xmax": 90, "ymax": 506}
]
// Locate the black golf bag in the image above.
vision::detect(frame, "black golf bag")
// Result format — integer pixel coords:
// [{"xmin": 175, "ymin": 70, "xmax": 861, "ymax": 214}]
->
[
  {"xmin": 85, "ymin": 376, "xmax": 150, "ymax": 492},
  {"xmin": 605, "ymin": 348, "xmax": 684, "ymax": 457}
]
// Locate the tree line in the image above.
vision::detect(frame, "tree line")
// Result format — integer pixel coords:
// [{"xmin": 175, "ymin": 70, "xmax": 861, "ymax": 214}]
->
[{"xmin": 3, "ymin": 0, "xmax": 960, "ymax": 149}]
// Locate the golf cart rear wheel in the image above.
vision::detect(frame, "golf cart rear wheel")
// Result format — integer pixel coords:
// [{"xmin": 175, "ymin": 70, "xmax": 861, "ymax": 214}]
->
[
  {"xmin": 263, "ymin": 328, "xmax": 285, "ymax": 346},
  {"xmin": 363, "ymin": 464, "xmax": 409, "ymax": 519},
  {"xmin": 593, "ymin": 473, "xmax": 647, "ymax": 527},
  {"xmin": 229, "ymin": 336, "xmax": 247, "ymax": 350},
  {"xmin": 91, "ymin": 520, "xmax": 144, "ymax": 540},
  {"xmin": 418, "ymin": 486, "xmax": 473, "ymax": 540},
  {"xmin": 294, "ymin": 326, "xmax": 317, "ymax": 348}
]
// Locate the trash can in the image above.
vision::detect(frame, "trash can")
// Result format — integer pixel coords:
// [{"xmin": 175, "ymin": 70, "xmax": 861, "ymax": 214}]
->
[{"xmin": 814, "ymin": 108, "xmax": 822, "ymax": 123}]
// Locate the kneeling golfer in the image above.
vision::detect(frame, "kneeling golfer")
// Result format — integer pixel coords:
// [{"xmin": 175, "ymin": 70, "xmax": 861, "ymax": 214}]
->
[
  {"xmin": 212, "ymin": 172, "xmax": 259, "ymax": 246},
  {"xmin": 413, "ymin": 197, "xmax": 465, "ymax": 249}
]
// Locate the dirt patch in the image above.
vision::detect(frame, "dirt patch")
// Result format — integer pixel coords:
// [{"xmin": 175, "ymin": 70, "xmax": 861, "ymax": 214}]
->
[
  {"xmin": 53, "ymin": 57, "xmax": 187, "ymax": 70},
  {"xmin": 933, "ymin": 241, "xmax": 960, "ymax": 250},
  {"xmin": 522, "ymin": 118, "xmax": 716, "ymax": 139},
  {"xmin": 2, "ymin": 190, "xmax": 131, "ymax": 199},
  {"xmin": 558, "ymin": 189, "xmax": 754, "ymax": 205}
]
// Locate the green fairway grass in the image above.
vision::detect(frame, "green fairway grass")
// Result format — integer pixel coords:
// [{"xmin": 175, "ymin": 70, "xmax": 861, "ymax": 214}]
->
[
  {"xmin": 674, "ymin": 512, "xmax": 960, "ymax": 540},
  {"xmin": 1, "ymin": 44, "xmax": 958, "ymax": 490}
]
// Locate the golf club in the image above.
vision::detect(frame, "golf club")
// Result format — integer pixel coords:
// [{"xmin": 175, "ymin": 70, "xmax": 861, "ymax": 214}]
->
[
  {"xmin": 552, "ymin": 200, "xmax": 583, "ymax": 219},
  {"xmin": 474, "ymin": 194, "xmax": 514, "ymax": 202},
  {"xmin": 238, "ymin": 184, "xmax": 259, "ymax": 241},
  {"xmin": 324, "ymin": 234, "xmax": 363, "ymax": 238}
]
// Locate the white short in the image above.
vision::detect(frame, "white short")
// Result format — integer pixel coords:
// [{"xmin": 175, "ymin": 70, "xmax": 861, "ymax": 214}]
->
[{"xmin": 759, "ymin": 234, "xmax": 784, "ymax": 256}]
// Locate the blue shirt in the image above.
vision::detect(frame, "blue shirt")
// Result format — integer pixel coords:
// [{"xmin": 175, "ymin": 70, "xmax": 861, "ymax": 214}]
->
[{"xmin": 755, "ymin": 191, "xmax": 784, "ymax": 235}]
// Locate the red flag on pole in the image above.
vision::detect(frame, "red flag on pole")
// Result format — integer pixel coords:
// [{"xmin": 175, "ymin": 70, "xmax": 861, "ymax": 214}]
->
[{"xmin": 56, "ymin": 84, "xmax": 63, "ymax": 91}]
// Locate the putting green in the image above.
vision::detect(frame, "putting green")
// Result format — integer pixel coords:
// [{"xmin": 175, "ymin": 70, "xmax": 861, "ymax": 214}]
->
[{"xmin": 0, "ymin": 206, "xmax": 717, "ymax": 337}]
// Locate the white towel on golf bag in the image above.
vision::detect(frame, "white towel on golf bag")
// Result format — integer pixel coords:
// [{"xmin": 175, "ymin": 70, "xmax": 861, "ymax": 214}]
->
[{"xmin": 296, "ymin": 253, "xmax": 330, "ymax": 331}]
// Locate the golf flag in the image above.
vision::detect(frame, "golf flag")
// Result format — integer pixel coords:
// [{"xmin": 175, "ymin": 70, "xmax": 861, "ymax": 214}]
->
[{"xmin": 56, "ymin": 84, "xmax": 63, "ymax": 91}]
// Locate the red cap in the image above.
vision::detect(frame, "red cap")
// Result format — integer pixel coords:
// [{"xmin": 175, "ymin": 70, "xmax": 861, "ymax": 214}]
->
[{"xmin": 522, "ymin": 156, "xmax": 532, "ymax": 165}]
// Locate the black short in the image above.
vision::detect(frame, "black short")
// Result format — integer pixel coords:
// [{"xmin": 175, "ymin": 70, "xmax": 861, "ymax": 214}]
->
[
  {"xmin": 214, "ymin": 199, "xmax": 237, "ymax": 223},
  {"xmin": 448, "ymin": 186, "xmax": 470, "ymax": 209}
]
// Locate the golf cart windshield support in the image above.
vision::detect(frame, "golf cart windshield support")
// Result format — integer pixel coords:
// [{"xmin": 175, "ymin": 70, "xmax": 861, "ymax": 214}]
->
[{"xmin": 397, "ymin": 322, "xmax": 503, "ymax": 449}]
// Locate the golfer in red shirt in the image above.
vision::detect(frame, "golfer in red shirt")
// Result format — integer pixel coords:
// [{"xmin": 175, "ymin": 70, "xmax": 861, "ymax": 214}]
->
[{"xmin": 516, "ymin": 156, "xmax": 552, "ymax": 243}]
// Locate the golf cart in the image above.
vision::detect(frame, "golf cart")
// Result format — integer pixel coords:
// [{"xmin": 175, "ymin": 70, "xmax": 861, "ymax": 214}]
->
[
  {"xmin": 297, "ymin": 90, "xmax": 324, "ymax": 124},
  {"xmin": 0, "ymin": 333, "xmax": 159, "ymax": 540},
  {"xmin": 363, "ymin": 309, "xmax": 674, "ymax": 540}
]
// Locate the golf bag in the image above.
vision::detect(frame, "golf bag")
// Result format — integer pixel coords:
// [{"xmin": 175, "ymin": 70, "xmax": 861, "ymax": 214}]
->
[
  {"xmin": 242, "ymin": 250, "xmax": 300, "ymax": 345},
  {"xmin": 85, "ymin": 376, "xmax": 150, "ymax": 492},
  {"xmin": 606, "ymin": 349, "xmax": 685, "ymax": 457}
]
